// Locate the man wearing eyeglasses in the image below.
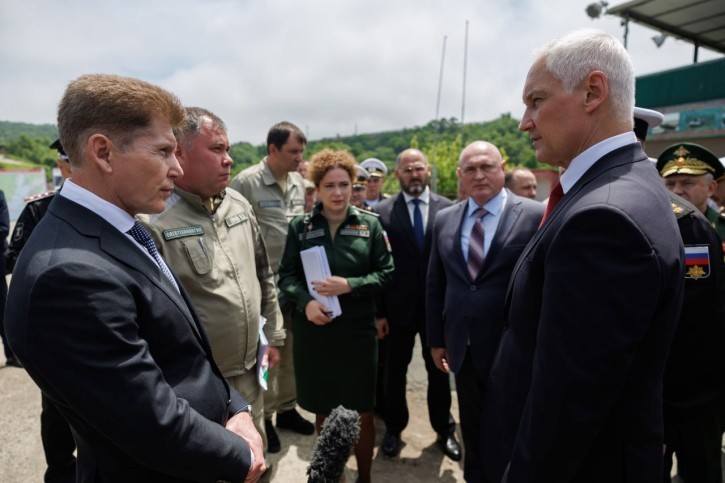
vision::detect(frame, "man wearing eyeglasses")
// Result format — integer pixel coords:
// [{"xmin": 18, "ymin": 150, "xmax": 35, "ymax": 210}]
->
[
  {"xmin": 427, "ymin": 141, "xmax": 543, "ymax": 481},
  {"xmin": 373, "ymin": 148, "xmax": 458, "ymax": 461}
]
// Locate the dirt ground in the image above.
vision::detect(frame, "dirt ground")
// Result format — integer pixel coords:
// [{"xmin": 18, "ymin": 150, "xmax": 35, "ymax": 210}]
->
[{"xmin": 0, "ymin": 339, "xmax": 465, "ymax": 482}]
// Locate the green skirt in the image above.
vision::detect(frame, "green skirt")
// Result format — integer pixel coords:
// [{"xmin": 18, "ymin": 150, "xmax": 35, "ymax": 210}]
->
[{"xmin": 293, "ymin": 311, "xmax": 377, "ymax": 414}]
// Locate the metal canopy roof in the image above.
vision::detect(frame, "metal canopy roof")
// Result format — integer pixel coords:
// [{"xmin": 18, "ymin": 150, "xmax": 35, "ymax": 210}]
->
[{"xmin": 606, "ymin": 0, "xmax": 725, "ymax": 55}]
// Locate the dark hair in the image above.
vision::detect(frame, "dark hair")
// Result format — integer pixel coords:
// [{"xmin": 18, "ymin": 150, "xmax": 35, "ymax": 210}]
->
[{"xmin": 267, "ymin": 121, "xmax": 307, "ymax": 153}]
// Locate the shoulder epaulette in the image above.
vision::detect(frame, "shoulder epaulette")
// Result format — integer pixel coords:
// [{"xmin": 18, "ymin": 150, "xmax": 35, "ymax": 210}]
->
[
  {"xmin": 353, "ymin": 206, "xmax": 379, "ymax": 217},
  {"xmin": 23, "ymin": 190, "xmax": 56, "ymax": 203}
]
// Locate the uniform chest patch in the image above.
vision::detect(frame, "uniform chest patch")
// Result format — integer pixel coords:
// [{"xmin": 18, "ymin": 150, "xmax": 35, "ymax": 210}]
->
[
  {"xmin": 258, "ymin": 200, "xmax": 282, "ymax": 208},
  {"xmin": 163, "ymin": 225, "xmax": 204, "ymax": 240},
  {"xmin": 684, "ymin": 245, "xmax": 710, "ymax": 279},
  {"xmin": 225, "ymin": 213, "xmax": 248, "ymax": 228},
  {"xmin": 299, "ymin": 228, "xmax": 325, "ymax": 240}
]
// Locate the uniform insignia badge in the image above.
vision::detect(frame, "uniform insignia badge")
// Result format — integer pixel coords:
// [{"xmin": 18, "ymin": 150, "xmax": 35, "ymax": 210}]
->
[
  {"xmin": 258, "ymin": 200, "xmax": 282, "ymax": 208},
  {"xmin": 383, "ymin": 229, "xmax": 392, "ymax": 253},
  {"xmin": 225, "ymin": 213, "xmax": 248, "ymax": 228},
  {"xmin": 684, "ymin": 245, "xmax": 710, "ymax": 279},
  {"xmin": 299, "ymin": 228, "xmax": 324, "ymax": 240},
  {"xmin": 163, "ymin": 225, "xmax": 204, "ymax": 241}
]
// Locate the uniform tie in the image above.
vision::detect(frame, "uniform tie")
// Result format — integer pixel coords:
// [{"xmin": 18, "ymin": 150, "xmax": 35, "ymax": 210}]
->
[
  {"xmin": 539, "ymin": 181, "xmax": 564, "ymax": 228},
  {"xmin": 412, "ymin": 198, "xmax": 425, "ymax": 250},
  {"xmin": 127, "ymin": 221, "xmax": 178, "ymax": 289},
  {"xmin": 467, "ymin": 207, "xmax": 487, "ymax": 280}
]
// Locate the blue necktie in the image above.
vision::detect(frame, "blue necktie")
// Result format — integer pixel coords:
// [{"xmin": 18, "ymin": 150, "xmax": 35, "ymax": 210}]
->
[
  {"xmin": 412, "ymin": 198, "xmax": 425, "ymax": 250},
  {"xmin": 127, "ymin": 221, "xmax": 178, "ymax": 289}
]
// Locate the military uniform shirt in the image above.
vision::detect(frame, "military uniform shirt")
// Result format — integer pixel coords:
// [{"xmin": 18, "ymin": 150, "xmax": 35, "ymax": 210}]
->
[
  {"xmin": 230, "ymin": 158, "xmax": 306, "ymax": 273},
  {"xmin": 140, "ymin": 187, "xmax": 285, "ymax": 378}
]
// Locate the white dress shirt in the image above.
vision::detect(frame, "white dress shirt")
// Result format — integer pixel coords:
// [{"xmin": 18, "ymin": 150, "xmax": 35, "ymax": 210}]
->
[{"xmin": 461, "ymin": 188, "xmax": 508, "ymax": 262}]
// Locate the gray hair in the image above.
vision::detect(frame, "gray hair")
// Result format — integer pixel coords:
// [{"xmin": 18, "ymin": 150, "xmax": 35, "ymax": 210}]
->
[
  {"xmin": 535, "ymin": 29, "xmax": 634, "ymax": 124},
  {"xmin": 174, "ymin": 107, "xmax": 226, "ymax": 146}
]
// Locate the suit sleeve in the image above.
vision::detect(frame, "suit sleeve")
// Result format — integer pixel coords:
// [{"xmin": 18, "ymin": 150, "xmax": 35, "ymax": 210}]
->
[
  {"xmin": 426, "ymin": 212, "xmax": 447, "ymax": 348},
  {"xmin": 506, "ymin": 206, "xmax": 674, "ymax": 482},
  {"xmin": 24, "ymin": 262, "xmax": 252, "ymax": 482}
]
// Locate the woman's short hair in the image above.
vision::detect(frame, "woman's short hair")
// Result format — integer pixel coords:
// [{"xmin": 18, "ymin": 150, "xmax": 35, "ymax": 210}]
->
[{"xmin": 308, "ymin": 149, "xmax": 357, "ymax": 187}]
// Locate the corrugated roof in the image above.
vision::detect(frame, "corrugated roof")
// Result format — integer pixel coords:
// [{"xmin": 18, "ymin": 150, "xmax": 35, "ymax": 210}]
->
[{"xmin": 607, "ymin": 0, "xmax": 725, "ymax": 55}]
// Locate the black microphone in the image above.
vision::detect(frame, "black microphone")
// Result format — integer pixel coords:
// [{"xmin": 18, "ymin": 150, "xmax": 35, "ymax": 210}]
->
[{"xmin": 307, "ymin": 405, "xmax": 361, "ymax": 483}]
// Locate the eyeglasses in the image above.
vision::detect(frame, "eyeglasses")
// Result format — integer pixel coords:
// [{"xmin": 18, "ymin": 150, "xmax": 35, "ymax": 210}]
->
[
  {"xmin": 400, "ymin": 165, "xmax": 427, "ymax": 174},
  {"xmin": 461, "ymin": 163, "xmax": 501, "ymax": 175}
]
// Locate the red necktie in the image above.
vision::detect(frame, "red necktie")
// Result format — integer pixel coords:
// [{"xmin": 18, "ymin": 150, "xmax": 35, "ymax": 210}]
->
[{"xmin": 539, "ymin": 182, "xmax": 564, "ymax": 228}]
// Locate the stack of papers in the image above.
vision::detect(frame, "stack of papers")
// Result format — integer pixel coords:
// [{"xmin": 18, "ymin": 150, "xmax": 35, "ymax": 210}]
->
[{"xmin": 300, "ymin": 246, "xmax": 342, "ymax": 318}]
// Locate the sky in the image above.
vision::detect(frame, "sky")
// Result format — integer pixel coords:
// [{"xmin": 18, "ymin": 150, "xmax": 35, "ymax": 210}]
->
[{"xmin": 1, "ymin": 0, "xmax": 721, "ymax": 145}]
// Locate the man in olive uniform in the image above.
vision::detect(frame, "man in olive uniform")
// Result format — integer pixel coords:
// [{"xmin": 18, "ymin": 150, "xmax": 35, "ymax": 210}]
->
[
  {"xmin": 230, "ymin": 121, "xmax": 314, "ymax": 452},
  {"xmin": 657, "ymin": 143, "xmax": 725, "ymax": 250},
  {"xmin": 5, "ymin": 139, "xmax": 76, "ymax": 482},
  {"xmin": 633, "ymin": 110, "xmax": 725, "ymax": 482},
  {"xmin": 361, "ymin": 158, "xmax": 390, "ymax": 208},
  {"xmin": 140, "ymin": 108, "xmax": 285, "ymax": 468}
]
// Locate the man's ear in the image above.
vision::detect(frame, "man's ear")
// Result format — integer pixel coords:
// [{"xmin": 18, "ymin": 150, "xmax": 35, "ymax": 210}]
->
[
  {"xmin": 583, "ymin": 70, "xmax": 608, "ymax": 114},
  {"xmin": 88, "ymin": 134, "xmax": 114, "ymax": 173}
]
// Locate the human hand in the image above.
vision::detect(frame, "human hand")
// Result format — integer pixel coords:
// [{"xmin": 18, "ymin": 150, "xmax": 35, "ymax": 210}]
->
[
  {"xmin": 305, "ymin": 300, "xmax": 333, "ymax": 325},
  {"xmin": 311, "ymin": 276, "xmax": 351, "ymax": 296},
  {"xmin": 376, "ymin": 318, "xmax": 389, "ymax": 340},
  {"xmin": 430, "ymin": 347, "xmax": 450, "ymax": 374},
  {"xmin": 225, "ymin": 411, "xmax": 265, "ymax": 482},
  {"xmin": 267, "ymin": 347, "xmax": 281, "ymax": 369}
]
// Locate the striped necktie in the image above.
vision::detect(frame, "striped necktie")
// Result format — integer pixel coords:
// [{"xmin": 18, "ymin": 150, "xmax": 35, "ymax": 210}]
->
[
  {"xmin": 467, "ymin": 207, "xmax": 487, "ymax": 280},
  {"xmin": 127, "ymin": 222, "xmax": 178, "ymax": 289}
]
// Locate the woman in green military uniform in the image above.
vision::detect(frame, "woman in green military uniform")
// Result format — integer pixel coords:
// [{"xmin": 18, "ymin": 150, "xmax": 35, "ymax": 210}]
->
[{"xmin": 278, "ymin": 149, "xmax": 393, "ymax": 483}]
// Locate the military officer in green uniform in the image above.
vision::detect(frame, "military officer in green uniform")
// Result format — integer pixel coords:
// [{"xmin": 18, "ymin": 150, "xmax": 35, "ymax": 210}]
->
[
  {"xmin": 656, "ymin": 143, "xmax": 725, "ymax": 252},
  {"xmin": 278, "ymin": 149, "xmax": 393, "ymax": 483}
]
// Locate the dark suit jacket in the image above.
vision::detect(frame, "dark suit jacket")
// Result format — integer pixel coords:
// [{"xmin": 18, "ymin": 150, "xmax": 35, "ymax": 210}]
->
[
  {"xmin": 481, "ymin": 143, "xmax": 684, "ymax": 483},
  {"xmin": 6, "ymin": 195, "xmax": 253, "ymax": 483},
  {"xmin": 375, "ymin": 191, "xmax": 453, "ymax": 325},
  {"xmin": 426, "ymin": 190, "xmax": 544, "ymax": 380}
]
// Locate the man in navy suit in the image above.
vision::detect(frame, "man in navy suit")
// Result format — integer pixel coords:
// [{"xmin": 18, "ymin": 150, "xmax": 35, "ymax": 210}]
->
[
  {"xmin": 480, "ymin": 29, "xmax": 684, "ymax": 483},
  {"xmin": 374, "ymin": 148, "xmax": 460, "ymax": 460},
  {"xmin": 427, "ymin": 141, "xmax": 543, "ymax": 482},
  {"xmin": 5, "ymin": 74, "xmax": 264, "ymax": 482}
]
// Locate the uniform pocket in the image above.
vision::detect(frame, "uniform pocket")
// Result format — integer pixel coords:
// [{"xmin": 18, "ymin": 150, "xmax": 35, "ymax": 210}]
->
[{"xmin": 180, "ymin": 237, "xmax": 212, "ymax": 275}]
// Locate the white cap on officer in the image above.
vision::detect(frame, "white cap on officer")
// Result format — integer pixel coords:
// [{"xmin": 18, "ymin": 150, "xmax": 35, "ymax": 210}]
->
[{"xmin": 361, "ymin": 158, "xmax": 388, "ymax": 177}]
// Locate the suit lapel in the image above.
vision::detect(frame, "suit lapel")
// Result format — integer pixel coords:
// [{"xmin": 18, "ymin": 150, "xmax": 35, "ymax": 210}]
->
[
  {"xmin": 481, "ymin": 192, "xmax": 522, "ymax": 272},
  {"xmin": 452, "ymin": 202, "xmax": 470, "ymax": 280}
]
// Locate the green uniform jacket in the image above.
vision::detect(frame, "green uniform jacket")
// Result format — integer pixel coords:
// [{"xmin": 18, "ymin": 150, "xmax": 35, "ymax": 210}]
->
[
  {"xmin": 277, "ymin": 204, "xmax": 394, "ymax": 318},
  {"xmin": 705, "ymin": 206, "xmax": 725, "ymax": 259}
]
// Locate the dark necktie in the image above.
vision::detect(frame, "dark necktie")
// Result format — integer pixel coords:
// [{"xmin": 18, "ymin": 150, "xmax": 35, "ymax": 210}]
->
[
  {"xmin": 127, "ymin": 221, "xmax": 178, "ymax": 289},
  {"xmin": 539, "ymin": 181, "xmax": 564, "ymax": 228},
  {"xmin": 467, "ymin": 207, "xmax": 487, "ymax": 280},
  {"xmin": 412, "ymin": 198, "xmax": 425, "ymax": 250}
]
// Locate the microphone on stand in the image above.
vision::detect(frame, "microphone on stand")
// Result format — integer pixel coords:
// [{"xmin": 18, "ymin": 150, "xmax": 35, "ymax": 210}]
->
[{"xmin": 307, "ymin": 405, "xmax": 360, "ymax": 483}]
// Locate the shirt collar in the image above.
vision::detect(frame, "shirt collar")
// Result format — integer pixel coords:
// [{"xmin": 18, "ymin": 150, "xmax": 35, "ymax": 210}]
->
[
  {"xmin": 560, "ymin": 132, "xmax": 636, "ymax": 193},
  {"xmin": 466, "ymin": 188, "xmax": 507, "ymax": 218},
  {"xmin": 402, "ymin": 186, "xmax": 430, "ymax": 205},
  {"xmin": 59, "ymin": 179, "xmax": 136, "ymax": 232}
]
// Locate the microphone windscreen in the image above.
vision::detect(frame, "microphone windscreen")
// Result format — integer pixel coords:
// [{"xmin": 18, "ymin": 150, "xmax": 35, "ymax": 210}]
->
[{"xmin": 307, "ymin": 406, "xmax": 361, "ymax": 483}]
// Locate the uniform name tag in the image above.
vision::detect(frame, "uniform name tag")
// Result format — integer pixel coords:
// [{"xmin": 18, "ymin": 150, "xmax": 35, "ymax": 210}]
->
[
  {"xmin": 258, "ymin": 200, "xmax": 282, "ymax": 208},
  {"xmin": 163, "ymin": 225, "xmax": 204, "ymax": 240},
  {"xmin": 299, "ymin": 229, "xmax": 325, "ymax": 240},
  {"xmin": 291, "ymin": 199, "xmax": 306, "ymax": 206},
  {"xmin": 340, "ymin": 229, "xmax": 370, "ymax": 237},
  {"xmin": 225, "ymin": 213, "xmax": 248, "ymax": 228}
]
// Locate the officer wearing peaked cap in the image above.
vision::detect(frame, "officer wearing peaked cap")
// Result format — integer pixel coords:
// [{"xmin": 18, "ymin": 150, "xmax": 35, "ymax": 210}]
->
[
  {"xmin": 657, "ymin": 143, "xmax": 725, "ymax": 244},
  {"xmin": 635, "ymin": 111, "xmax": 725, "ymax": 483},
  {"xmin": 351, "ymin": 164, "xmax": 370, "ymax": 209},
  {"xmin": 361, "ymin": 158, "xmax": 390, "ymax": 208}
]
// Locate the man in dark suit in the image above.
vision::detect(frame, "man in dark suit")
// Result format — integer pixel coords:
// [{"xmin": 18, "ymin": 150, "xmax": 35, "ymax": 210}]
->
[
  {"xmin": 480, "ymin": 29, "xmax": 684, "ymax": 483},
  {"xmin": 428, "ymin": 141, "xmax": 544, "ymax": 482},
  {"xmin": 374, "ymin": 148, "xmax": 460, "ymax": 460},
  {"xmin": 5, "ymin": 74, "xmax": 264, "ymax": 483}
]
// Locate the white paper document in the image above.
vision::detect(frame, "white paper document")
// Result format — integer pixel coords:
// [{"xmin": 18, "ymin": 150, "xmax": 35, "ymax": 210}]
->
[
  {"xmin": 257, "ymin": 316, "xmax": 269, "ymax": 390},
  {"xmin": 300, "ymin": 246, "xmax": 342, "ymax": 318}
]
